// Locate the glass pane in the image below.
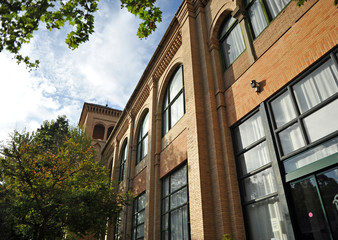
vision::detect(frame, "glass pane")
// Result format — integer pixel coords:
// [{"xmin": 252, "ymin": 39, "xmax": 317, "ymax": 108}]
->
[
  {"xmin": 162, "ymin": 197, "xmax": 169, "ymax": 213},
  {"xmin": 290, "ymin": 177, "xmax": 331, "ymax": 240},
  {"xmin": 137, "ymin": 211, "xmax": 145, "ymax": 225},
  {"xmin": 265, "ymin": 0, "xmax": 291, "ymax": 19},
  {"xmin": 182, "ymin": 205, "xmax": 189, "ymax": 240},
  {"xmin": 317, "ymin": 167, "xmax": 338, "ymax": 239},
  {"xmin": 248, "ymin": 0, "xmax": 268, "ymax": 37},
  {"xmin": 293, "ymin": 59, "xmax": 338, "ymax": 113},
  {"xmin": 170, "ymin": 208, "xmax": 183, "ymax": 240},
  {"xmin": 138, "ymin": 194, "xmax": 146, "ymax": 211},
  {"xmin": 142, "ymin": 112, "xmax": 149, "ymax": 137},
  {"xmin": 170, "ymin": 165, "xmax": 187, "ymax": 192},
  {"xmin": 162, "ymin": 214, "xmax": 168, "ymax": 231},
  {"xmin": 219, "ymin": 16, "xmax": 237, "ymax": 39},
  {"xmin": 303, "ymin": 99, "xmax": 338, "ymax": 142},
  {"xmin": 271, "ymin": 91, "xmax": 297, "ymax": 128},
  {"xmin": 246, "ymin": 197, "xmax": 286, "ymax": 240},
  {"xmin": 284, "ymin": 136, "xmax": 338, "ymax": 173},
  {"xmin": 238, "ymin": 141, "xmax": 271, "ymax": 175},
  {"xmin": 162, "ymin": 109, "xmax": 169, "ymax": 134},
  {"xmin": 242, "ymin": 168, "xmax": 277, "ymax": 202},
  {"xmin": 141, "ymin": 136, "xmax": 148, "ymax": 159},
  {"xmin": 279, "ymin": 123, "xmax": 305, "ymax": 155},
  {"xmin": 170, "ymin": 187, "xmax": 187, "ymax": 210},
  {"xmin": 136, "ymin": 143, "xmax": 141, "ymax": 163},
  {"xmin": 162, "ymin": 178, "xmax": 169, "ymax": 197},
  {"xmin": 137, "ymin": 224, "xmax": 144, "ymax": 238},
  {"xmin": 162, "ymin": 230, "xmax": 169, "ymax": 240},
  {"xmin": 222, "ymin": 23, "xmax": 245, "ymax": 67},
  {"xmin": 169, "ymin": 67, "xmax": 183, "ymax": 101},
  {"xmin": 170, "ymin": 94, "xmax": 184, "ymax": 127},
  {"xmin": 234, "ymin": 112, "xmax": 265, "ymax": 152}
]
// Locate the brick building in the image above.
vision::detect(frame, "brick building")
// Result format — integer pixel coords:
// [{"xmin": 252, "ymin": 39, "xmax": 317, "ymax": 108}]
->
[{"xmin": 80, "ymin": 0, "xmax": 338, "ymax": 239}]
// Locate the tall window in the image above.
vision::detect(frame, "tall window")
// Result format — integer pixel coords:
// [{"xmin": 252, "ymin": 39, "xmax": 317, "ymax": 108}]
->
[
  {"xmin": 232, "ymin": 50, "xmax": 338, "ymax": 239},
  {"xmin": 219, "ymin": 15, "xmax": 246, "ymax": 68},
  {"xmin": 119, "ymin": 140, "xmax": 128, "ymax": 182},
  {"xmin": 136, "ymin": 111, "xmax": 149, "ymax": 165},
  {"xmin": 114, "ymin": 212, "xmax": 122, "ymax": 240},
  {"xmin": 233, "ymin": 112, "xmax": 291, "ymax": 239},
  {"xmin": 269, "ymin": 57, "xmax": 338, "ymax": 172},
  {"xmin": 161, "ymin": 164, "xmax": 190, "ymax": 240},
  {"xmin": 131, "ymin": 193, "xmax": 146, "ymax": 240},
  {"xmin": 245, "ymin": 0, "xmax": 291, "ymax": 38},
  {"xmin": 162, "ymin": 65, "xmax": 185, "ymax": 135}
]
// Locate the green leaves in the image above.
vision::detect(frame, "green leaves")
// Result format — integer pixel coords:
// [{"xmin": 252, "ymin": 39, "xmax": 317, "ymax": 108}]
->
[
  {"xmin": 120, "ymin": 0, "xmax": 162, "ymax": 38},
  {"xmin": 1, "ymin": 0, "xmax": 163, "ymax": 69},
  {"xmin": 0, "ymin": 0, "xmax": 99, "ymax": 69},
  {"xmin": 0, "ymin": 116, "xmax": 132, "ymax": 239}
]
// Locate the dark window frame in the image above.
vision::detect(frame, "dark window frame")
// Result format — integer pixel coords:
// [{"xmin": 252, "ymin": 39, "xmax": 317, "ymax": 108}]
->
[
  {"xmin": 162, "ymin": 65, "xmax": 185, "ymax": 136},
  {"xmin": 131, "ymin": 192, "xmax": 146, "ymax": 240},
  {"xmin": 119, "ymin": 140, "xmax": 128, "ymax": 182},
  {"xmin": 266, "ymin": 51, "xmax": 338, "ymax": 162},
  {"xmin": 136, "ymin": 111, "xmax": 149, "ymax": 165},
  {"xmin": 218, "ymin": 14, "xmax": 246, "ymax": 69},
  {"xmin": 161, "ymin": 163, "xmax": 190, "ymax": 240},
  {"xmin": 244, "ymin": 0, "xmax": 292, "ymax": 39}
]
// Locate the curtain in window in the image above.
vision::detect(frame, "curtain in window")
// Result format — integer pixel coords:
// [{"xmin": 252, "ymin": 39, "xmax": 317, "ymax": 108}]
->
[
  {"xmin": 248, "ymin": 0, "xmax": 268, "ymax": 37},
  {"xmin": 293, "ymin": 59, "xmax": 338, "ymax": 113},
  {"xmin": 265, "ymin": 0, "xmax": 291, "ymax": 18},
  {"xmin": 234, "ymin": 112, "xmax": 265, "ymax": 152},
  {"xmin": 222, "ymin": 24, "xmax": 245, "ymax": 67}
]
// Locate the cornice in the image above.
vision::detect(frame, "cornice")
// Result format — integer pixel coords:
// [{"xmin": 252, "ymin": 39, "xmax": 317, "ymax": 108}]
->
[
  {"xmin": 153, "ymin": 30, "xmax": 182, "ymax": 80},
  {"xmin": 130, "ymin": 85, "xmax": 150, "ymax": 116}
]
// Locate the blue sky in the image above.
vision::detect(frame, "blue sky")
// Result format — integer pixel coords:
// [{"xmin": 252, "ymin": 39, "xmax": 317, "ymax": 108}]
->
[{"xmin": 0, "ymin": 0, "xmax": 182, "ymax": 142}]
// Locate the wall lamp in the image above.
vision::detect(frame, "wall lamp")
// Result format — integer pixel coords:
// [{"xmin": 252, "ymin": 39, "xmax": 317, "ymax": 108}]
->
[{"xmin": 250, "ymin": 80, "xmax": 261, "ymax": 93}]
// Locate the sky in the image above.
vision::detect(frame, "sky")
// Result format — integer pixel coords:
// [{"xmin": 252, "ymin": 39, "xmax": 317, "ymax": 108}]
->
[{"xmin": 0, "ymin": 0, "xmax": 182, "ymax": 143}]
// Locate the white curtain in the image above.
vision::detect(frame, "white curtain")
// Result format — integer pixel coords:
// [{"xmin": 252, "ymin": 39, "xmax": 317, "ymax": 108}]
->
[
  {"xmin": 284, "ymin": 137, "xmax": 338, "ymax": 173},
  {"xmin": 222, "ymin": 23, "xmax": 245, "ymax": 67},
  {"xmin": 265, "ymin": 0, "xmax": 291, "ymax": 18},
  {"xmin": 293, "ymin": 59, "xmax": 338, "ymax": 113},
  {"xmin": 279, "ymin": 123, "xmax": 305, "ymax": 155},
  {"xmin": 235, "ymin": 112, "xmax": 265, "ymax": 151},
  {"xmin": 239, "ymin": 142, "xmax": 270, "ymax": 175},
  {"xmin": 271, "ymin": 91, "xmax": 297, "ymax": 128},
  {"xmin": 248, "ymin": 0, "xmax": 268, "ymax": 37}
]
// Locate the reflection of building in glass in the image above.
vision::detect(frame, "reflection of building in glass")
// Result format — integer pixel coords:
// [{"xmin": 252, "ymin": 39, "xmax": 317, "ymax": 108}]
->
[{"xmin": 79, "ymin": 0, "xmax": 338, "ymax": 239}]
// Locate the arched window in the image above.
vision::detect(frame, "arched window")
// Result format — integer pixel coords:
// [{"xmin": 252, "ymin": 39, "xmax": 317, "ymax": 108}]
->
[
  {"xmin": 119, "ymin": 140, "xmax": 128, "ymax": 182},
  {"xmin": 219, "ymin": 15, "xmax": 245, "ymax": 68},
  {"xmin": 107, "ymin": 126, "xmax": 114, "ymax": 139},
  {"xmin": 93, "ymin": 124, "xmax": 105, "ymax": 140},
  {"xmin": 162, "ymin": 65, "xmax": 185, "ymax": 136},
  {"xmin": 136, "ymin": 111, "xmax": 149, "ymax": 165}
]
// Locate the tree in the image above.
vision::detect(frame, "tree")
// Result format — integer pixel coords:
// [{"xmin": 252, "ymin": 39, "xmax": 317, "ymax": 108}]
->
[
  {"xmin": 0, "ymin": 116, "xmax": 132, "ymax": 240},
  {"xmin": 0, "ymin": 0, "xmax": 162, "ymax": 68}
]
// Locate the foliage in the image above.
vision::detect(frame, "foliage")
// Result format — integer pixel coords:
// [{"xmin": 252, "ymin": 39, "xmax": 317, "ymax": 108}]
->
[
  {"xmin": 222, "ymin": 234, "xmax": 233, "ymax": 240},
  {"xmin": 120, "ymin": 0, "xmax": 162, "ymax": 38},
  {"xmin": 0, "ymin": 0, "xmax": 162, "ymax": 69},
  {"xmin": 0, "ymin": 116, "xmax": 132, "ymax": 240}
]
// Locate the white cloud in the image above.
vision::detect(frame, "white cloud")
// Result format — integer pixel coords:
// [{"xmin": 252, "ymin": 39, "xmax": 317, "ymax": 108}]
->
[{"xmin": 0, "ymin": 0, "xmax": 182, "ymax": 143}]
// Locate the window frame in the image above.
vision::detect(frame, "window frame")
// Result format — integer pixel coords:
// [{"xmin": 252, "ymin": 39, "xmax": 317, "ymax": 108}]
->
[
  {"xmin": 267, "ymin": 52, "xmax": 338, "ymax": 162},
  {"xmin": 231, "ymin": 47, "xmax": 338, "ymax": 240},
  {"xmin": 131, "ymin": 192, "xmax": 146, "ymax": 240},
  {"xmin": 136, "ymin": 111, "xmax": 149, "ymax": 165},
  {"xmin": 218, "ymin": 15, "xmax": 246, "ymax": 69},
  {"xmin": 119, "ymin": 140, "xmax": 128, "ymax": 182},
  {"xmin": 162, "ymin": 65, "xmax": 185, "ymax": 136},
  {"xmin": 244, "ymin": 0, "xmax": 292, "ymax": 39},
  {"xmin": 161, "ymin": 163, "xmax": 190, "ymax": 240}
]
